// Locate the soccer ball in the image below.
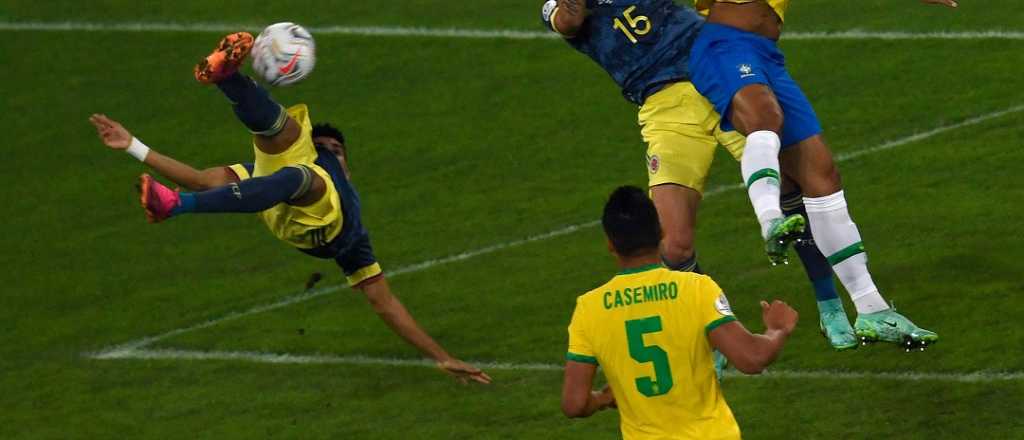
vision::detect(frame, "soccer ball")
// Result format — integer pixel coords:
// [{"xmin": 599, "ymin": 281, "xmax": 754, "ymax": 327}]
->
[{"xmin": 251, "ymin": 22, "xmax": 316, "ymax": 86}]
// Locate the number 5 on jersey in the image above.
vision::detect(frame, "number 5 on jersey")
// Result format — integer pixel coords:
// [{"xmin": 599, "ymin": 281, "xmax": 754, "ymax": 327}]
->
[
  {"xmin": 613, "ymin": 5, "xmax": 651, "ymax": 44},
  {"xmin": 626, "ymin": 315, "xmax": 673, "ymax": 397}
]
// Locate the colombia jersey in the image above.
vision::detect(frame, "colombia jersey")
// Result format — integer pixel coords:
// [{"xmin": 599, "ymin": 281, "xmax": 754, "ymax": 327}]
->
[
  {"xmin": 561, "ymin": 0, "xmax": 705, "ymax": 105},
  {"xmin": 695, "ymin": 0, "xmax": 790, "ymax": 22},
  {"xmin": 567, "ymin": 264, "xmax": 740, "ymax": 440},
  {"xmin": 230, "ymin": 104, "xmax": 343, "ymax": 251},
  {"xmin": 229, "ymin": 104, "xmax": 382, "ymax": 286}
]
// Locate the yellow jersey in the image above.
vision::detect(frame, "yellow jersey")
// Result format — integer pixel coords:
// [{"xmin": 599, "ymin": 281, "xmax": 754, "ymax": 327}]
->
[
  {"xmin": 567, "ymin": 264, "xmax": 740, "ymax": 440},
  {"xmin": 695, "ymin": 0, "xmax": 790, "ymax": 22},
  {"xmin": 229, "ymin": 104, "xmax": 344, "ymax": 250}
]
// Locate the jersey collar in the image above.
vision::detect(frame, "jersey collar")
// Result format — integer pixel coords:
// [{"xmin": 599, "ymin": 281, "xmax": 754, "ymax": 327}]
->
[{"xmin": 617, "ymin": 263, "xmax": 663, "ymax": 276}]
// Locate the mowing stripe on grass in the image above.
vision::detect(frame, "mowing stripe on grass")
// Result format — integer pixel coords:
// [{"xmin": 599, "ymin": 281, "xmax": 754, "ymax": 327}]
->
[
  {"xmin": 89, "ymin": 104, "xmax": 1024, "ymax": 360},
  {"xmin": 1, "ymin": 21, "xmax": 1023, "ymax": 41},
  {"xmin": 101, "ymin": 348, "xmax": 1024, "ymax": 383},
  {"xmin": 90, "ymin": 220, "xmax": 601, "ymax": 357}
]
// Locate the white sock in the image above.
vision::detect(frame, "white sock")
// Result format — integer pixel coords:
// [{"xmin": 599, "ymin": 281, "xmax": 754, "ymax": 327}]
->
[
  {"xmin": 803, "ymin": 191, "xmax": 889, "ymax": 314},
  {"xmin": 741, "ymin": 130, "xmax": 783, "ymax": 238}
]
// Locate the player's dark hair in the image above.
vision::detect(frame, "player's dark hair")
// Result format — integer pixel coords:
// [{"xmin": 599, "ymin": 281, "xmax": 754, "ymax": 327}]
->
[
  {"xmin": 602, "ymin": 186, "xmax": 662, "ymax": 257},
  {"xmin": 312, "ymin": 123, "xmax": 347, "ymax": 160}
]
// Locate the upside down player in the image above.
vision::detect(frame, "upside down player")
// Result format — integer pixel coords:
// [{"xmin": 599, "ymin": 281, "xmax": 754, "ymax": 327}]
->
[
  {"xmin": 89, "ymin": 32, "xmax": 490, "ymax": 384},
  {"xmin": 541, "ymin": 0, "xmax": 856, "ymax": 351},
  {"xmin": 687, "ymin": 0, "xmax": 952, "ymax": 349},
  {"xmin": 561, "ymin": 186, "xmax": 798, "ymax": 439}
]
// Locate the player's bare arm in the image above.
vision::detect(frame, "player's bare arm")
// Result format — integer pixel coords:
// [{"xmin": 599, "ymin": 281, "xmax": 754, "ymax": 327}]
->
[
  {"xmin": 561, "ymin": 361, "xmax": 616, "ymax": 418},
  {"xmin": 542, "ymin": 0, "xmax": 588, "ymax": 37},
  {"xmin": 357, "ymin": 277, "xmax": 492, "ymax": 385},
  {"xmin": 91, "ymin": 113, "xmax": 327, "ymax": 204},
  {"xmin": 708, "ymin": 300, "xmax": 798, "ymax": 374},
  {"xmin": 90, "ymin": 114, "xmax": 241, "ymax": 191}
]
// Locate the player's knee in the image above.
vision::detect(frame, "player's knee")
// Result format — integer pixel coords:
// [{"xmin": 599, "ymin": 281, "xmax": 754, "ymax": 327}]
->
[
  {"xmin": 742, "ymin": 104, "xmax": 783, "ymax": 133},
  {"xmin": 277, "ymin": 165, "xmax": 315, "ymax": 201},
  {"xmin": 731, "ymin": 87, "xmax": 784, "ymax": 134},
  {"xmin": 802, "ymin": 160, "xmax": 842, "ymax": 196},
  {"xmin": 254, "ymin": 115, "xmax": 301, "ymax": 155}
]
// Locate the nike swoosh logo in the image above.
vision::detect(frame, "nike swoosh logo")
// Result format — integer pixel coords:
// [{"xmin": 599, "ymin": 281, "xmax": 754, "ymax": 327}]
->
[
  {"xmin": 278, "ymin": 48, "xmax": 302, "ymax": 75},
  {"xmin": 883, "ymin": 321, "xmax": 899, "ymax": 327}
]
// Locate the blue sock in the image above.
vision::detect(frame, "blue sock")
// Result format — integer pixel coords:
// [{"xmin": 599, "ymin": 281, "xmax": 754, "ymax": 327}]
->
[
  {"xmin": 171, "ymin": 193, "xmax": 197, "ymax": 216},
  {"xmin": 175, "ymin": 166, "xmax": 312, "ymax": 215},
  {"xmin": 663, "ymin": 253, "xmax": 703, "ymax": 274},
  {"xmin": 782, "ymin": 191, "xmax": 839, "ymax": 302},
  {"xmin": 216, "ymin": 72, "xmax": 286, "ymax": 135}
]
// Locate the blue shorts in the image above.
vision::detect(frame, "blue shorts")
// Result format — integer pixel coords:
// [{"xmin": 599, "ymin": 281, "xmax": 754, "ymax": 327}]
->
[{"xmin": 688, "ymin": 23, "xmax": 822, "ymax": 148}]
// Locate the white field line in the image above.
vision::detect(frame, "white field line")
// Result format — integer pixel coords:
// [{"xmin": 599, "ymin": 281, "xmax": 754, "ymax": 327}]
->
[
  {"xmin": 836, "ymin": 104, "xmax": 1024, "ymax": 161},
  {"xmin": 100, "ymin": 348, "xmax": 1024, "ymax": 383},
  {"xmin": 1, "ymin": 21, "xmax": 1023, "ymax": 41},
  {"xmin": 88, "ymin": 104, "xmax": 1023, "ymax": 361},
  {"xmin": 91, "ymin": 220, "xmax": 601, "ymax": 357}
]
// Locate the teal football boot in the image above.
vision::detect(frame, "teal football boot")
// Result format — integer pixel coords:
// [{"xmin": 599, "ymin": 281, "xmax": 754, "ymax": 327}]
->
[
  {"xmin": 817, "ymin": 298, "xmax": 858, "ymax": 351},
  {"xmin": 855, "ymin": 306, "xmax": 938, "ymax": 352},
  {"xmin": 764, "ymin": 214, "xmax": 806, "ymax": 266}
]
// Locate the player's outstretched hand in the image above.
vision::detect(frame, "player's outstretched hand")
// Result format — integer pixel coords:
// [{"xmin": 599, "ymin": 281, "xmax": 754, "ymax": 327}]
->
[
  {"xmin": 89, "ymin": 114, "xmax": 133, "ymax": 150},
  {"xmin": 437, "ymin": 358, "xmax": 492, "ymax": 385},
  {"xmin": 920, "ymin": 0, "xmax": 958, "ymax": 8},
  {"xmin": 760, "ymin": 300, "xmax": 798, "ymax": 335}
]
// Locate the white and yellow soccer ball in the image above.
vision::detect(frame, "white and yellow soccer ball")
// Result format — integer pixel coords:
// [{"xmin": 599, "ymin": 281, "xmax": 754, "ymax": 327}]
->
[{"xmin": 251, "ymin": 22, "xmax": 316, "ymax": 86}]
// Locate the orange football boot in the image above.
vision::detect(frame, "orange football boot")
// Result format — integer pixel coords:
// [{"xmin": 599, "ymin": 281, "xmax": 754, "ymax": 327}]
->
[{"xmin": 194, "ymin": 32, "xmax": 254, "ymax": 84}]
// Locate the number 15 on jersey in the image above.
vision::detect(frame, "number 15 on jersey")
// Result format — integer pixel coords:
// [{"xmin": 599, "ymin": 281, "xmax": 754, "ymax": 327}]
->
[{"xmin": 612, "ymin": 5, "xmax": 651, "ymax": 43}]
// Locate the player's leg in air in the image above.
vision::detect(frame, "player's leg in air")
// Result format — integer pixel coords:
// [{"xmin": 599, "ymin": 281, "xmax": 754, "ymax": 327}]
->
[
  {"xmin": 138, "ymin": 32, "xmax": 326, "ymax": 222},
  {"xmin": 640, "ymin": 82, "xmax": 753, "ymax": 369},
  {"xmin": 688, "ymin": 12, "xmax": 937, "ymax": 350},
  {"xmin": 686, "ymin": 22, "xmax": 937, "ymax": 350},
  {"xmin": 779, "ymin": 135, "xmax": 937, "ymax": 351},
  {"xmin": 781, "ymin": 179, "xmax": 856, "ymax": 350}
]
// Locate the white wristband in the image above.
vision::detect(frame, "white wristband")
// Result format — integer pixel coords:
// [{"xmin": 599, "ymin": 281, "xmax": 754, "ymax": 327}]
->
[{"xmin": 126, "ymin": 137, "xmax": 151, "ymax": 162}]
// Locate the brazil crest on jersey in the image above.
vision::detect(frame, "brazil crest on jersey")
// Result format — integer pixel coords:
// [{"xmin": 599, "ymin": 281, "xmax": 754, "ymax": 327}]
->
[
  {"xmin": 565, "ymin": 0, "xmax": 704, "ymax": 105},
  {"xmin": 567, "ymin": 265, "xmax": 741, "ymax": 440}
]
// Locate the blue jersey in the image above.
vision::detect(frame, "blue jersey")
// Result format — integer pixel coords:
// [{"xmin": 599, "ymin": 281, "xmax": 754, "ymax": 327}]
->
[{"xmin": 566, "ymin": 0, "xmax": 704, "ymax": 105}]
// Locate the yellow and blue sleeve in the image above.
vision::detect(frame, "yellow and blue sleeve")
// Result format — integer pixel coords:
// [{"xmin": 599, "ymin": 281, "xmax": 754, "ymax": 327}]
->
[
  {"xmin": 334, "ymin": 232, "xmax": 383, "ymax": 287},
  {"xmin": 228, "ymin": 163, "xmax": 254, "ymax": 181}
]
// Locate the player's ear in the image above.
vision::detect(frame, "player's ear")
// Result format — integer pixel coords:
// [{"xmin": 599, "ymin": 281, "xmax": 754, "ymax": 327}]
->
[{"xmin": 606, "ymin": 238, "xmax": 617, "ymax": 255}]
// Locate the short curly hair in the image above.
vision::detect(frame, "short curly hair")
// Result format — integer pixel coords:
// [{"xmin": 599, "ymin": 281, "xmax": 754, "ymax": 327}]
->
[{"xmin": 312, "ymin": 123, "xmax": 347, "ymax": 160}]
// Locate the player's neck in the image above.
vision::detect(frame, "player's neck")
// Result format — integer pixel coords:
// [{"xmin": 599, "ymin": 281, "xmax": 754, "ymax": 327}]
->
[{"xmin": 615, "ymin": 252, "xmax": 662, "ymax": 272}]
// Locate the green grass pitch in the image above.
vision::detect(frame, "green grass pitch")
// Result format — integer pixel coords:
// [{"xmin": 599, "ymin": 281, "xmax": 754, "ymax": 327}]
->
[{"xmin": 2, "ymin": 1, "xmax": 1023, "ymax": 438}]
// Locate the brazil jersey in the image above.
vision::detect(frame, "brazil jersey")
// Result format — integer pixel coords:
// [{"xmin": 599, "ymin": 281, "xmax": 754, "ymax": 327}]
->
[
  {"xmin": 694, "ymin": 0, "xmax": 790, "ymax": 22},
  {"xmin": 563, "ymin": 0, "xmax": 705, "ymax": 105},
  {"xmin": 567, "ymin": 264, "xmax": 740, "ymax": 440}
]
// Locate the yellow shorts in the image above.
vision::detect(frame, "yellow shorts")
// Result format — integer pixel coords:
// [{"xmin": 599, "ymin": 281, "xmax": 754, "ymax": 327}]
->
[
  {"xmin": 232, "ymin": 104, "xmax": 344, "ymax": 249},
  {"xmin": 638, "ymin": 82, "xmax": 746, "ymax": 194}
]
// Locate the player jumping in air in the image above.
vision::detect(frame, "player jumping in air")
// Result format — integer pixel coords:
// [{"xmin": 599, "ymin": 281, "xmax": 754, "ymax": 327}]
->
[
  {"xmin": 541, "ymin": 0, "xmax": 855, "ymax": 351},
  {"xmin": 561, "ymin": 186, "xmax": 797, "ymax": 439},
  {"xmin": 89, "ymin": 32, "xmax": 491, "ymax": 384},
  {"xmin": 686, "ymin": 0, "xmax": 953, "ymax": 349}
]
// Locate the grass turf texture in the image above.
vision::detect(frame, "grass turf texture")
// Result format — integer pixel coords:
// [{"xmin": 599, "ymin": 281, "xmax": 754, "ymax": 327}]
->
[{"xmin": 2, "ymin": 1, "xmax": 1022, "ymax": 438}]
